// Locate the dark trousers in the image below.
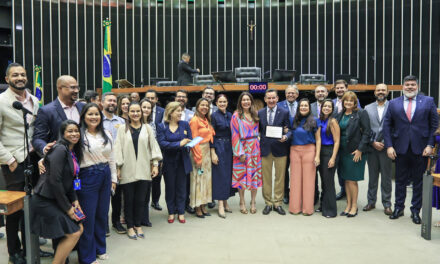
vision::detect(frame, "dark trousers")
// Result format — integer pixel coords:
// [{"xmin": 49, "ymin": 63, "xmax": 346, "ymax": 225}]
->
[
  {"xmin": 284, "ymin": 156, "xmax": 290, "ymax": 199},
  {"xmin": 337, "ymin": 167, "xmax": 345, "ymax": 194},
  {"xmin": 76, "ymin": 164, "xmax": 111, "ymax": 264},
  {"xmin": 141, "ymin": 181, "xmax": 152, "ymax": 224},
  {"xmin": 163, "ymin": 160, "xmax": 187, "ymax": 215},
  {"xmin": 318, "ymin": 145, "xmax": 338, "ymax": 217},
  {"xmin": 186, "ymin": 170, "xmax": 191, "ymax": 207},
  {"xmin": 151, "ymin": 162, "xmax": 163, "ymax": 204},
  {"xmin": 122, "ymin": 180, "xmax": 150, "ymax": 229},
  {"xmin": 395, "ymin": 150, "xmax": 427, "ymax": 213},
  {"xmin": 367, "ymin": 149, "xmax": 392, "ymax": 208},
  {"xmin": 111, "ymin": 184, "xmax": 123, "ymax": 225}
]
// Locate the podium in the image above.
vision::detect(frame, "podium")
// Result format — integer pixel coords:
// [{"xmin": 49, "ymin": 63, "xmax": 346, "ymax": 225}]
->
[
  {"xmin": 421, "ymin": 173, "xmax": 440, "ymax": 240},
  {"xmin": 0, "ymin": 190, "xmax": 26, "ymax": 215}
]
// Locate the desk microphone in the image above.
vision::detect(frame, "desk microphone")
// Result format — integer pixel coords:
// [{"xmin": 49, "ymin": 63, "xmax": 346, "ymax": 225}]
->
[{"xmin": 12, "ymin": 101, "xmax": 33, "ymax": 116}]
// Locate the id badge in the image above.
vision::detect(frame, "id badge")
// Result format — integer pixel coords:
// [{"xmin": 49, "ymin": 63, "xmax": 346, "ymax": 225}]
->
[{"xmin": 73, "ymin": 178, "xmax": 81, "ymax": 190}]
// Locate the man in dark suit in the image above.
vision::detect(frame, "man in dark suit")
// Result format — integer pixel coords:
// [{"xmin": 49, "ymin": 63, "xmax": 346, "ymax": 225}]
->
[
  {"xmin": 145, "ymin": 89, "xmax": 165, "ymax": 211},
  {"xmin": 277, "ymin": 85, "xmax": 299, "ymax": 204},
  {"xmin": 383, "ymin": 75, "xmax": 438, "ymax": 224},
  {"xmin": 259, "ymin": 89, "xmax": 291, "ymax": 215},
  {"xmin": 363, "ymin": 84, "xmax": 393, "ymax": 215},
  {"xmin": 33, "ymin": 75, "xmax": 85, "ymax": 155},
  {"xmin": 177, "ymin": 53, "xmax": 200, "ymax": 85}
]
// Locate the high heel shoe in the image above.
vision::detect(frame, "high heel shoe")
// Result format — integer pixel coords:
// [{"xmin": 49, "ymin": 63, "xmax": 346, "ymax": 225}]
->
[
  {"xmin": 347, "ymin": 209, "xmax": 358, "ymax": 218},
  {"xmin": 178, "ymin": 215, "xmax": 186, "ymax": 223},
  {"xmin": 135, "ymin": 229, "xmax": 145, "ymax": 239},
  {"xmin": 127, "ymin": 230, "xmax": 137, "ymax": 240},
  {"xmin": 340, "ymin": 211, "xmax": 349, "ymax": 216},
  {"xmin": 239, "ymin": 203, "xmax": 248, "ymax": 214}
]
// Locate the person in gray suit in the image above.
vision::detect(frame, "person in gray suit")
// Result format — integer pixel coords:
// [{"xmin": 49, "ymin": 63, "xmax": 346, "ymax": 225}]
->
[
  {"xmin": 363, "ymin": 84, "xmax": 393, "ymax": 215},
  {"xmin": 311, "ymin": 85, "xmax": 329, "ymax": 118},
  {"xmin": 192, "ymin": 86, "xmax": 218, "ymax": 114},
  {"xmin": 175, "ymin": 89, "xmax": 194, "ymax": 122}
]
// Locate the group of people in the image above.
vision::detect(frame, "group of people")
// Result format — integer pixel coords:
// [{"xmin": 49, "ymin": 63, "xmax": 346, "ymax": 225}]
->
[{"xmin": 0, "ymin": 62, "xmax": 439, "ymax": 264}]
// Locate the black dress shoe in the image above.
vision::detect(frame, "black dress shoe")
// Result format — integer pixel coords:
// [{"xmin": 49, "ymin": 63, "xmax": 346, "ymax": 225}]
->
[
  {"xmin": 40, "ymin": 249, "xmax": 54, "ymax": 258},
  {"xmin": 195, "ymin": 213, "xmax": 205, "ymax": 218},
  {"xmin": 411, "ymin": 213, "xmax": 421, "ymax": 224},
  {"xmin": 363, "ymin": 204, "xmax": 376, "ymax": 211},
  {"xmin": 186, "ymin": 205, "xmax": 195, "ymax": 214},
  {"xmin": 315, "ymin": 207, "xmax": 322, "ymax": 213},
  {"xmin": 9, "ymin": 253, "xmax": 26, "ymax": 264},
  {"xmin": 283, "ymin": 197, "xmax": 289, "ymax": 205},
  {"xmin": 273, "ymin": 206, "xmax": 286, "ymax": 215},
  {"xmin": 208, "ymin": 201, "xmax": 216, "ymax": 209},
  {"xmin": 262, "ymin": 205, "xmax": 272, "ymax": 215},
  {"xmin": 389, "ymin": 209, "xmax": 404, "ymax": 219},
  {"xmin": 202, "ymin": 211, "xmax": 211, "ymax": 216},
  {"xmin": 113, "ymin": 222, "xmax": 127, "ymax": 234},
  {"xmin": 336, "ymin": 191, "xmax": 346, "ymax": 200},
  {"xmin": 151, "ymin": 202, "xmax": 163, "ymax": 211},
  {"xmin": 141, "ymin": 221, "xmax": 153, "ymax": 227}
]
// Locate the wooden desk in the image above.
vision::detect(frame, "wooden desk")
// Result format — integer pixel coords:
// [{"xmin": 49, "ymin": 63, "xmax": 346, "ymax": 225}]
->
[
  {"xmin": 98, "ymin": 83, "xmax": 402, "ymax": 94},
  {"xmin": 0, "ymin": 191, "xmax": 26, "ymax": 215}
]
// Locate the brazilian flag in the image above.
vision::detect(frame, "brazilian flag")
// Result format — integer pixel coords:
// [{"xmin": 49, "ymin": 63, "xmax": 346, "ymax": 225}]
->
[
  {"xmin": 34, "ymin": 65, "xmax": 43, "ymax": 106},
  {"xmin": 103, "ymin": 19, "xmax": 112, "ymax": 93}
]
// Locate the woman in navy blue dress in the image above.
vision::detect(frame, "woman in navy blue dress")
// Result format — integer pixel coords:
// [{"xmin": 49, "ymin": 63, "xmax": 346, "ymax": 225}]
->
[
  {"xmin": 211, "ymin": 94, "xmax": 234, "ymax": 218},
  {"xmin": 157, "ymin": 102, "xmax": 193, "ymax": 224}
]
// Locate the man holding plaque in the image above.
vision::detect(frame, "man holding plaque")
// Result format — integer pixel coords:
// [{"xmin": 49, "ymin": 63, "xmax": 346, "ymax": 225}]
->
[{"xmin": 258, "ymin": 89, "xmax": 291, "ymax": 215}]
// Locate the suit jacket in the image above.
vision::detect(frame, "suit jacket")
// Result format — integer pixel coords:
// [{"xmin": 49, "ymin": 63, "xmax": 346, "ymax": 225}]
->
[
  {"xmin": 154, "ymin": 106, "xmax": 165, "ymax": 125},
  {"xmin": 364, "ymin": 101, "xmax": 389, "ymax": 143},
  {"xmin": 335, "ymin": 109, "xmax": 372, "ymax": 153},
  {"xmin": 332, "ymin": 98, "xmax": 362, "ymax": 114},
  {"xmin": 383, "ymin": 95, "xmax": 438, "ymax": 155},
  {"xmin": 0, "ymin": 88, "xmax": 40, "ymax": 164},
  {"xmin": 177, "ymin": 60, "xmax": 198, "ymax": 85},
  {"xmin": 34, "ymin": 144, "xmax": 77, "ymax": 212},
  {"xmin": 258, "ymin": 106, "xmax": 291, "ymax": 157},
  {"xmin": 311, "ymin": 102, "xmax": 320, "ymax": 118},
  {"xmin": 277, "ymin": 100, "xmax": 297, "ymax": 118},
  {"xmin": 32, "ymin": 99, "xmax": 85, "ymax": 155},
  {"xmin": 114, "ymin": 124, "xmax": 163, "ymax": 184},
  {"xmin": 156, "ymin": 121, "xmax": 193, "ymax": 175}
]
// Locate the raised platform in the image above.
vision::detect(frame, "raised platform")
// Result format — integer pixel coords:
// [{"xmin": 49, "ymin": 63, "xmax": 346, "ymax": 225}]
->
[{"xmin": 99, "ymin": 83, "xmax": 402, "ymax": 94}]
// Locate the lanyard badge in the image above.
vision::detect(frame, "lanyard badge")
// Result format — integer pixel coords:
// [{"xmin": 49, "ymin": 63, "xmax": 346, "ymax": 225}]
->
[
  {"xmin": 71, "ymin": 151, "xmax": 81, "ymax": 190},
  {"xmin": 73, "ymin": 178, "xmax": 81, "ymax": 190}
]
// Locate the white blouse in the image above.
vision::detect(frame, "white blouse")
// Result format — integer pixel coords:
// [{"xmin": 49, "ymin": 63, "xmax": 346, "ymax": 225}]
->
[{"xmin": 80, "ymin": 130, "xmax": 117, "ymax": 183}]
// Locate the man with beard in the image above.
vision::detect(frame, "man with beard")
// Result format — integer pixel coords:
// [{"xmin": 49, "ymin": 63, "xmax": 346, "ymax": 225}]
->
[
  {"xmin": 33, "ymin": 75, "xmax": 85, "ymax": 155},
  {"xmin": 101, "ymin": 92, "xmax": 126, "ymax": 234},
  {"xmin": 363, "ymin": 84, "xmax": 393, "ymax": 215},
  {"xmin": 144, "ymin": 89, "xmax": 164, "ymax": 212},
  {"xmin": 0, "ymin": 63, "xmax": 45, "ymax": 264},
  {"xmin": 192, "ymin": 86, "xmax": 218, "ymax": 114},
  {"xmin": 177, "ymin": 53, "xmax": 200, "ymax": 85},
  {"xmin": 277, "ymin": 85, "xmax": 299, "ymax": 204},
  {"xmin": 311, "ymin": 85, "xmax": 328, "ymax": 118},
  {"xmin": 175, "ymin": 89, "xmax": 194, "ymax": 122},
  {"xmin": 383, "ymin": 75, "xmax": 438, "ymax": 224}
]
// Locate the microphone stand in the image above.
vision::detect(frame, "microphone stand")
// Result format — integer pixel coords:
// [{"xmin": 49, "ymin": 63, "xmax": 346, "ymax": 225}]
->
[{"xmin": 20, "ymin": 111, "xmax": 40, "ymax": 264}]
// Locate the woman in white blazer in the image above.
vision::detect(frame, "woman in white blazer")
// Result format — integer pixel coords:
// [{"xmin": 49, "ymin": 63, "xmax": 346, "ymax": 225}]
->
[{"xmin": 115, "ymin": 101, "xmax": 162, "ymax": 240}]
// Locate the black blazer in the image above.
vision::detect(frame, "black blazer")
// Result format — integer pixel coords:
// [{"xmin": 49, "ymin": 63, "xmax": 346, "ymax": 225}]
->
[
  {"xmin": 335, "ymin": 109, "xmax": 372, "ymax": 153},
  {"xmin": 34, "ymin": 144, "xmax": 77, "ymax": 212},
  {"xmin": 177, "ymin": 60, "xmax": 198, "ymax": 85}
]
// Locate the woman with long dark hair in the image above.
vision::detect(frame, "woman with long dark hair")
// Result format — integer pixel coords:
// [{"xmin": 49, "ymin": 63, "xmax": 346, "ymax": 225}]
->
[
  {"xmin": 289, "ymin": 98, "xmax": 321, "ymax": 216},
  {"xmin": 231, "ymin": 92, "xmax": 262, "ymax": 214},
  {"xmin": 317, "ymin": 99, "xmax": 340, "ymax": 217},
  {"xmin": 189, "ymin": 98, "xmax": 216, "ymax": 218},
  {"xmin": 32, "ymin": 120, "xmax": 84, "ymax": 264},
  {"xmin": 117, "ymin": 95, "xmax": 130, "ymax": 120},
  {"xmin": 77, "ymin": 103, "xmax": 117, "ymax": 264},
  {"xmin": 115, "ymin": 102, "xmax": 162, "ymax": 239},
  {"xmin": 211, "ymin": 94, "xmax": 234, "ymax": 218}
]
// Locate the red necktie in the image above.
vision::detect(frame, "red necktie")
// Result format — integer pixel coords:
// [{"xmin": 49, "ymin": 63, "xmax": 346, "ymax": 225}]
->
[{"xmin": 406, "ymin": 98, "xmax": 412, "ymax": 122}]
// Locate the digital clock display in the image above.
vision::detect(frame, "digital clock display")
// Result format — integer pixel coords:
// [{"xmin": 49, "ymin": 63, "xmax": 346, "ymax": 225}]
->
[{"xmin": 248, "ymin": 82, "xmax": 268, "ymax": 94}]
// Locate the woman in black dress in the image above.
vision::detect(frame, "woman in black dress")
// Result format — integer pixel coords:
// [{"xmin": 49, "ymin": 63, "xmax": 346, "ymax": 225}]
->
[{"xmin": 32, "ymin": 120, "xmax": 84, "ymax": 264}]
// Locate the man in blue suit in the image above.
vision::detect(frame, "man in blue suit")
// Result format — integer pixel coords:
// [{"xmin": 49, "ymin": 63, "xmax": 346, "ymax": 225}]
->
[
  {"xmin": 145, "ymin": 89, "xmax": 165, "ymax": 211},
  {"xmin": 277, "ymin": 85, "xmax": 299, "ymax": 204},
  {"xmin": 33, "ymin": 75, "xmax": 85, "ymax": 155},
  {"xmin": 259, "ymin": 89, "xmax": 291, "ymax": 215},
  {"xmin": 383, "ymin": 75, "xmax": 438, "ymax": 224}
]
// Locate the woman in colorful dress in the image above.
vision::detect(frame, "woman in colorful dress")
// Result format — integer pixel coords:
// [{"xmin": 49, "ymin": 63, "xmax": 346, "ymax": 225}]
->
[
  {"xmin": 211, "ymin": 94, "xmax": 234, "ymax": 218},
  {"xmin": 189, "ymin": 98, "xmax": 216, "ymax": 218},
  {"xmin": 230, "ymin": 92, "xmax": 262, "ymax": 214}
]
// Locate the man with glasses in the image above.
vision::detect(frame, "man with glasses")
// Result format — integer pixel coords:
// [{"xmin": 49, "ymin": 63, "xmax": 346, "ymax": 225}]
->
[
  {"xmin": 175, "ymin": 89, "xmax": 194, "ymax": 122},
  {"xmin": 192, "ymin": 86, "xmax": 218, "ymax": 114},
  {"xmin": 33, "ymin": 75, "xmax": 85, "ymax": 155}
]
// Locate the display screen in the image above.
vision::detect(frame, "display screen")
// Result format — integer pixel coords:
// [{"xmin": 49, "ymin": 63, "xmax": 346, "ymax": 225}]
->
[{"xmin": 249, "ymin": 82, "xmax": 268, "ymax": 94}]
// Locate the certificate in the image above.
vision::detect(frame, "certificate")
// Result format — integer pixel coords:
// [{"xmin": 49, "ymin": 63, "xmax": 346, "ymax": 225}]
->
[
  {"xmin": 265, "ymin": 126, "xmax": 283, "ymax": 139},
  {"xmin": 185, "ymin": 136, "xmax": 204, "ymax": 148}
]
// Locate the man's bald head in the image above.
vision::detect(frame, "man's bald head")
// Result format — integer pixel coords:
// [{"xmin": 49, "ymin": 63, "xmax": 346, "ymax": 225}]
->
[{"xmin": 56, "ymin": 75, "xmax": 79, "ymax": 106}]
